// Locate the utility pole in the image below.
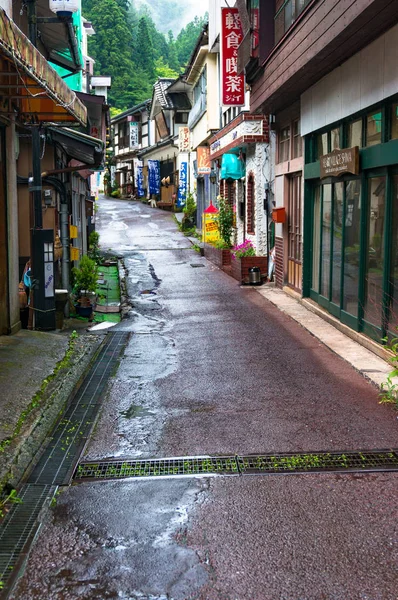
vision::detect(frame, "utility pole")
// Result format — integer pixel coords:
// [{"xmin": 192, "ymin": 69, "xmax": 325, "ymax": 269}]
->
[{"xmin": 27, "ymin": 0, "xmax": 56, "ymax": 330}]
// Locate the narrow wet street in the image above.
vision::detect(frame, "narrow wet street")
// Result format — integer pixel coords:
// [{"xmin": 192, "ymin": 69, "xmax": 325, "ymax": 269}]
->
[{"xmin": 10, "ymin": 197, "xmax": 398, "ymax": 600}]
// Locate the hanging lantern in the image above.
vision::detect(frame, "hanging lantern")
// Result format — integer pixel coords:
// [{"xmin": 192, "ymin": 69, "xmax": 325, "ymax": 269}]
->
[{"xmin": 49, "ymin": 0, "xmax": 79, "ymax": 17}]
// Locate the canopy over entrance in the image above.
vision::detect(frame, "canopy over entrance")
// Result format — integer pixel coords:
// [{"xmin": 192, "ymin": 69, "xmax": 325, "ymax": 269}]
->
[{"xmin": 0, "ymin": 8, "xmax": 86, "ymax": 126}]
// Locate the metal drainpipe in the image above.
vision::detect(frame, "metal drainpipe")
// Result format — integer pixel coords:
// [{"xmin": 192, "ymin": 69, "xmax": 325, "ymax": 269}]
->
[{"xmin": 66, "ymin": 20, "xmax": 83, "ymax": 72}]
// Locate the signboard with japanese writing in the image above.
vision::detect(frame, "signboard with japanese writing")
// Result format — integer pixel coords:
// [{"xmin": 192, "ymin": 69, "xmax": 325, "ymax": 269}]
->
[
  {"xmin": 179, "ymin": 127, "xmax": 190, "ymax": 152},
  {"xmin": 221, "ymin": 7, "xmax": 245, "ymax": 106},
  {"xmin": 178, "ymin": 162, "xmax": 188, "ymax": 207},
  {"xmin": 197, "ymin": 146, "xmax": 211, "ymax": 175},
  {"xmin": 129, "ymin": 122, "xmax": 139, "ymax": 148},
  {"xmin": 135, "ymin": 159, "xmax": 144, "ymax": 197},
  {"xmin": 320, "ymin": 147, "xmax": 359, "ymax": 178},
  {"xmin": 148, "ymin": 160, "xmax": 160, "ymax": 195}
]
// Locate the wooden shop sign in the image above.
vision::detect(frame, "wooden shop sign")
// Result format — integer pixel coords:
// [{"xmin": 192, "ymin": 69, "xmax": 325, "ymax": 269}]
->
[{"xmin": 320, "ymin": 147, "xmax": 359, "ymax": 178}]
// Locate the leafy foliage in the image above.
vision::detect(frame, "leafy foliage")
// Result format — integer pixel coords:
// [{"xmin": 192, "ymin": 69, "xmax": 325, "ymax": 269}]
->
[
  {"xmin": 216, "ymin": 197, "xmax": 234, "ymax": 247},
  {"xmin": 72, "ymin": 255, "xmax": 99, "ymax": 295},
  {"xmin": 82, "ymin": 0, "xmax": 208, "ymax": 110}
]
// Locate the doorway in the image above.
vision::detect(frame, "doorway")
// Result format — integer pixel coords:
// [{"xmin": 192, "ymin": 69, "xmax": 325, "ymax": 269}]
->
[{"xmin": 287, "ymin": 174, "xmax": 302, "ymax": 291}]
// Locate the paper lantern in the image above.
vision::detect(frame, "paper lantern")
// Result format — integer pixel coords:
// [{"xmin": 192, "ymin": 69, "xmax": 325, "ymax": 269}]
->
[{"xmin": 49, "ymin": 0, "xmax": 79, "ymax": 17}]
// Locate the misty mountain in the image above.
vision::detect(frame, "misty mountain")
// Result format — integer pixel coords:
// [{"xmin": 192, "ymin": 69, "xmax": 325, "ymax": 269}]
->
[{"xmin": 133, "ymin": 0, "xmax": 207, "ymax": 35}]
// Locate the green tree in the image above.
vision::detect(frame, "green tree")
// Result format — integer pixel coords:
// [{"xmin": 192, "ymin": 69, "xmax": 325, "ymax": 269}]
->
[
  {"xmin": 135, "ymin": 17, "xmax": 155, "ymax": 81},
  {"xmin": 167, "ymin": 31, "xmax": 180, "ymax": 72},
  {"xmin": 83, "ymin": 0, "xmax": 136, "ymax": 109},
  {"xmin": 175, "ymin": 15, "xmax": 207, "ymax": 69},
  {"xmin": 155, "ymin": 57, "xmax": 179, "ymax": 79}
]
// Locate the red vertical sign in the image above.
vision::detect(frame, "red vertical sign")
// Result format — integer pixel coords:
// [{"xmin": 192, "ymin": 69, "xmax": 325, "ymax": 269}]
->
[{"xmin": 221, "ymin": 7, "xmax": 245, "ymax": 106}]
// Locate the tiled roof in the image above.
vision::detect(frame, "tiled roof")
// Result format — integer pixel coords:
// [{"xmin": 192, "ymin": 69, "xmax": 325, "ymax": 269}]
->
[{"xmin": 153, "ymin": 79, "xmax": 175, "ymax": 109}]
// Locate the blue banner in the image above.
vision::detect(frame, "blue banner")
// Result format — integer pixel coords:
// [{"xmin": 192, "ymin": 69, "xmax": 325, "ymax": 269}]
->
[
  {"xmin": 136, "ymin": 164, "xmax": 144, "ymax": 197},
  {"xmin": 148, "ymin": 160, "xmax": 160, "ymax": 195},
  {"xmin": 178, "ymin": 162, "xmax": 188, "ymax": 207}
]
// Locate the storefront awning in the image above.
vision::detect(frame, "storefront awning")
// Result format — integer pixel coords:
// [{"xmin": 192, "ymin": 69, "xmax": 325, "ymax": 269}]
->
[
  {"xmin": 49, "ymin": 127, "xmax": 104, "ymax": 167},
  {"xmin": 0, "ymin": 9, "xmax": 86, "ymax": 126}
]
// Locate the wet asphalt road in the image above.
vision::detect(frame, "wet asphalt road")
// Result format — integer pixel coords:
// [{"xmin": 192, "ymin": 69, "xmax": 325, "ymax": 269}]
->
[{"xmin": 11, "ymin": 197, "xmax": 398, "ymax": 600}]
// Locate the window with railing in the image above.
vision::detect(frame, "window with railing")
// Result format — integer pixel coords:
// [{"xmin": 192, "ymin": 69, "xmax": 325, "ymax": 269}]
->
[{"xmin": 275, "ymin": 0, "xmax": 312, "ymax": 44}]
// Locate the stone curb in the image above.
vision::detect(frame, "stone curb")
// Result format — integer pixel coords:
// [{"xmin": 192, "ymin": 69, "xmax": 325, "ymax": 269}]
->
[{"xmin": 0, "ymin": 332, "xmax": 105, "ymax": 491}]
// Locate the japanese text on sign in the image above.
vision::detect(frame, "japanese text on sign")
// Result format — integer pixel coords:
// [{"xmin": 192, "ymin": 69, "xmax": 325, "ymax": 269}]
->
[
  {"xmin": 178, "ymin": 162, "xmax": 188, "ymax": 207},
  {"xmin": 221, "ymin": 7, "xmax": 245, "ymax": 106},
  {"xmin": 179, "ymin": 127, "xmax": 190, "ymax": 152}
]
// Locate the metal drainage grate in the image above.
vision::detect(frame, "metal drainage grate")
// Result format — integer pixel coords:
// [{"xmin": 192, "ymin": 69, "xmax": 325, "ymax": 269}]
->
[
  {"xmin": 27, "ymin": 332, "xmax": 129, "ymax": 486},
  {"xmin": 0, "ymin": 484, "xmax": 56, "ymax": 591},
  {"xmin": 74, "ymin": 449, "xmax": 398, "ymax": 482},
  {"xmin": 75, "ymin": 456, "xmax": 239, "ymax": 481},
  {"xmin": 237, "ymin": 450, "xmax": 398, "ymax": 474}
]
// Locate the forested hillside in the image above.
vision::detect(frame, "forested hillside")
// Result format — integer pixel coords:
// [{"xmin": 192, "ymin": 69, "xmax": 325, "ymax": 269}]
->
[{"xmin": 82, "ymin": 0, "xmax": 207, "ymax": 111}]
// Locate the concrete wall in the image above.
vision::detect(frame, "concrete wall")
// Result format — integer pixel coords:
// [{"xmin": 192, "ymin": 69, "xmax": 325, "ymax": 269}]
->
[
  {"xmin": 301, "ymin": 23, "xmax": 398, "ymax": 135},
  {"xmin": 235, "ymin": 142, "xmax": 269, "ymax": 256}
]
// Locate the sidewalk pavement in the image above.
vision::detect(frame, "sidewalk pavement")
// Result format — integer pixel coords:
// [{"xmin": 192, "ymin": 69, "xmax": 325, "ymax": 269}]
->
[
  {"xmin": 255, "ymin": 284, "xmax": 393, "ymax": 390},
  {"xmin": 0, "ymin": 318, "xmax": 103, "ymax": 494}
]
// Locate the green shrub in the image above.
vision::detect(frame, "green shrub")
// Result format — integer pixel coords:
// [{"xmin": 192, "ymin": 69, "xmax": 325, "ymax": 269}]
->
[
  {"xmin": 72, "ymin": 255, "xmax": 98, "ymax": 295},
  {"xmin": 216, "ymin": 196, "xmax": 234, "ymax": 247}
]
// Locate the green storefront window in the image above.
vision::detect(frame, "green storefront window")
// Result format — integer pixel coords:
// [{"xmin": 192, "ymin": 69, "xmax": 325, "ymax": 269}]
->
[
  {"xmin": 332, "ymin": 182, "xmax": 344, "ymax": 305},
  {"xmin": 363, "ymin": 176, "xmax": 386, "ymax": 330},
  {"xmin": 321, "ymin": 184, "xmax": 332, "ymax": 298},
  {"xmin": 366, "ymin": 111, "xmax": 382, "ymax": 147},
  {"xmin": 343, "ymin": 180, "xmax": 361, "ymax": 318},
  {"xmin": 392, "ymin": 105, "xmax": 398, "ymax": 140},
  {"xmin": 388, "ymin": 175, "xmax": 398, "ymax": 335}
]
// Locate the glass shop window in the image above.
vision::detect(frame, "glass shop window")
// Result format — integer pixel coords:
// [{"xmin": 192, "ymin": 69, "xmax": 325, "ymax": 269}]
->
[
  {"xmin": 347, "ymin": 119, "xmax": 363, "ymax": 148},
  {"xmin": 366, "ymin": 111, "xmax": 382, "ymax": 147},
  {"xmin": 317, "ymin": 132, "xmax": 328, "ymax": 158},
  {"xmin": 292, "ymin": 119, "xmax": 302, "ymax": 158},
  {"xmin": 330, "ymin": 128, "xmax": 340, "ymax": 150},
  {"xmin": 279, "ymin": 126, "xmax": 290, "ymax": 162},
  {"xmin": 391, "ymin": 104, "xmax": 398, "ymax": 140}
]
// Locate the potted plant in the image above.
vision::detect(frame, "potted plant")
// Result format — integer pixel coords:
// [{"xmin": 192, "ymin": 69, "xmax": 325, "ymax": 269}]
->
[
  {"xmin": 181, "ymin": 191, "xmax": 197, "ymax": 230},
  {"xmin": 230, "ymin": 239, "xmax": 268, "ymax": 284},
  {"xmin": 204, "ymin": 196, "xmax": 234, "ymax": 270},
  {"xmin": 72, "ymin": 255, "xmax": 98, "ymax": 317}
]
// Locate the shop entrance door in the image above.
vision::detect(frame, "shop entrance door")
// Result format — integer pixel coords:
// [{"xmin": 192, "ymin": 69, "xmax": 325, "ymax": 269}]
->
[{"xmin": 287, "ymin": 174, "xmax": 302, "ymax": 291}]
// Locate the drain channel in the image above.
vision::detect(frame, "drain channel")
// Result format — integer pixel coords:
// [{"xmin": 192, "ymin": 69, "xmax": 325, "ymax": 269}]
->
[
  {"xmin": 75, "ymin": 456, "xmax": 239, "ymax": 480},
  {"xmin": 27, "ymin": 332, "xmax": 129, "ymax": 486},
  {"xmin": 0, "ymin": 484, "xmax": 56, "ymax": 589},
  {"xmin": 75, "ymin": 449, "xmax": 398, "ymax": 481},
  {"xmin": 0, "ymin": 332, "xmax": 129, "ymax": 596}
]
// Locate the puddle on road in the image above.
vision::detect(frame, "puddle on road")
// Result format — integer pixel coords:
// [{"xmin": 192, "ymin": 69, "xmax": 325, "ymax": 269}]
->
[{"xmin": 120, "ymin": 404, "xmax": 154, "ymax": 419}]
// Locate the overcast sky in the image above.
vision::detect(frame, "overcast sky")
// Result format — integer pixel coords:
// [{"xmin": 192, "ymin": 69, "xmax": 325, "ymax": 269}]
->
[{"xmin": 135, "ymin": 0, "xmax": 208, "ymax": 34}]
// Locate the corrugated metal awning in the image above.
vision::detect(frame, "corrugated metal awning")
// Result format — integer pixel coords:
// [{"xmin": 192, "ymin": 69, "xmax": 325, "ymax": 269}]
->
[{"xmin": 0, "ymin": 8, "xmax": 86, "ymax": 126}]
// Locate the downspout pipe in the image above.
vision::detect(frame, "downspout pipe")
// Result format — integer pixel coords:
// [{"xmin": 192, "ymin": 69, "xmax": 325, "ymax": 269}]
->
[{"xmin": 66, "ymin": 19, "xmax": 83, "ymax": 72}]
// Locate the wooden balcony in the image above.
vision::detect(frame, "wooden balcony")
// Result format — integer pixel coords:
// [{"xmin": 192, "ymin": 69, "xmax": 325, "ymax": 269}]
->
[{"xmin": 250, "ymin": 0, "xmax": 398, "ymax": 115}]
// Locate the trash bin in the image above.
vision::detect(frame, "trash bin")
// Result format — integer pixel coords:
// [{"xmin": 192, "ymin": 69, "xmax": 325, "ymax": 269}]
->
[{"xmin": 248, "ymin": 266, "xmax": 262, "ymax": 285}]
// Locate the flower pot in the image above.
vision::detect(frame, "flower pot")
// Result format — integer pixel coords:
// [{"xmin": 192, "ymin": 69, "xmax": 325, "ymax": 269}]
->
[
  {"xmin": 203, "ymin": 243, "xmax": 231, "ymax": 270},
  {"xmin": 74, "ymin": 303, "xmax": 94, "ymax": 318},
  {"xmin": 231, "ymin": 256, "xmax": 268, "ymax": 284}
]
